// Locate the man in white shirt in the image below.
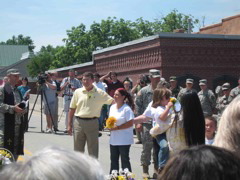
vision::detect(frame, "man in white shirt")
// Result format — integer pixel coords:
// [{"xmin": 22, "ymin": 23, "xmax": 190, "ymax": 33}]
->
[{"xmin": 93, "ymin": 73, "xmax": 107, "ymax": 92}]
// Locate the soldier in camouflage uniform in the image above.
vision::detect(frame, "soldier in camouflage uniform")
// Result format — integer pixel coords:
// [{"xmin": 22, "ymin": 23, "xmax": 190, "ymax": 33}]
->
[
  {"xmin": 216, "ymin": 83, "xmax": 231, "ymax": 116},
  {"xmin": 0, "ymin": 69, "xmax": 25, "ymax": 160},
  {"xmin": 169, "ymin": 76, "xmax": 182, "ymax": 98},
  {"xmin": 135, "ymin": 69, "xmax": 160, "ymax": 178},
  {"xmin": 228, "ymin": 76, "xmax": 240, "ymax": 103},
  {"xmin": 198, "ymin": 79, "xmax": 216, "ymax": 117},
  {"xmin": 177, "ymin": 78, "xmax": 197, "ymax": 103}
]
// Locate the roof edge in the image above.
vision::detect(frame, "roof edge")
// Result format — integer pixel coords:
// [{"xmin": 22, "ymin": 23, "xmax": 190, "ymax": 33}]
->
[
  {"xmin": 93, "ymin": 33, "xmax": 240, "ymax": 55},
  {"xmin": 47, "ymin": 61, "xmax": 94, "ymax": 73}
]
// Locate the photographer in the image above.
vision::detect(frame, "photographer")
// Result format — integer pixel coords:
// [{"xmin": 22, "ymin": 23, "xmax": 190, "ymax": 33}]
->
[
  {"xmin": 41, "ymin": 73, "xmax": 57, "ymax": 133},
  {"xmin": 61, "ymin": 69, "xmax": 82, "ymax": 133}
]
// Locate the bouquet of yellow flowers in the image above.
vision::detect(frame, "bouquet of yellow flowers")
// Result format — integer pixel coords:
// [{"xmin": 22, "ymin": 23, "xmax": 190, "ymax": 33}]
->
[
  {"xmin": 170, "ymin": 97, "xmax": 182, "ymax": 112},
  {"xmin": 170, "ymin": 97, "xmax": 177, "ymax": 104},
  {"xmin": 105, "ymin": 116, "xmax": 117, "ymax": 129}
]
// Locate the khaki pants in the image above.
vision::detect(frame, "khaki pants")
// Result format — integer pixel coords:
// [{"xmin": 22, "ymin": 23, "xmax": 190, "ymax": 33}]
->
[{"xmin": 73, "ymin": 118, "xmax": 99, "ymax": 158}]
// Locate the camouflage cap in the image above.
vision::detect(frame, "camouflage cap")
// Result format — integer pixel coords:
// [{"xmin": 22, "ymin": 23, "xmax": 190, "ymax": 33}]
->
[
  {"xmin": 169, "ymin": 76, "xmax": 177, "ymax": 82},
  {"xmin": 149, "ymin": 69, "xmax": 161, "ymax": 78},
  {"xmin": 7, "ymin": 68, "xmax": 20, "ymax": 75},
  {"xmin": 222, "ymin": 82, "xmax": 230, "ymax": 90},
  {"xmin": 186, "ymin": 78, "xmax": 194, "ymax": 84},
  {"xmin": 199, "ymin": 79, "xmax": 207, "ymax": 86}
]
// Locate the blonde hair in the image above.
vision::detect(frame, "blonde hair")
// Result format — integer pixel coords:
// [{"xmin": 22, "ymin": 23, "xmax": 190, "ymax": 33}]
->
[
  {"xmin": 152, "ymin": 88, "xmax": 171, "ymax": 108},
  {"xmin": 214, "ymin": 95, "xmax": 240, "ymax": 155}
]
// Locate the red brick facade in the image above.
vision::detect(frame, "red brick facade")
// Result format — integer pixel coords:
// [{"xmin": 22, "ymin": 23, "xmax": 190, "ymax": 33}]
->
[
  {"xmin": 92, "ymin": 34, "xmax": 240, "ymax": 90},
  {"xmin": 198, "ymin": 14, "xmax": 240, "ymax": 35},
  {"xmin": 50, "ymin": 33, "xmax": 240, "ymax": 92}
]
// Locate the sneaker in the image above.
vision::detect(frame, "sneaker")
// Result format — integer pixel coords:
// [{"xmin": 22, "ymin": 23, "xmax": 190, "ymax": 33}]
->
[
  {"xmin": 64, "ymin": 130, "xmax": 68, "ymax": 133},
  {"xmin": 46, "ymin": 129, "xmax": 52, "ymax": 133}
]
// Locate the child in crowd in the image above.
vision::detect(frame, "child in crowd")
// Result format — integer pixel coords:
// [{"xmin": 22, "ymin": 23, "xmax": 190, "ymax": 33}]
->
[
  {"xmin": 205, "ymin": 116, "xmax": 217, "ymax": 145},
  {"xmin": 134, "ymin": 89, "xmax": 205, "ymax": 174},
  {"xmin": 135, "ymin": 88, "xmax": 172, "ymax": 173}
]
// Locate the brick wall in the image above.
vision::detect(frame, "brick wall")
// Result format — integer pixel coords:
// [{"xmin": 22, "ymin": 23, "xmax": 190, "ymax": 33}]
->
[
  {"xmin": 93, "ymin": 34, "xmax": 240, "ymax": 90},
  {"xmin": 199, "ymin": 14, "xmax": 240, "ymax": 35},
  {"xmin": 52, "ymin": 33, "xmax": 240, "ymax": 93}
]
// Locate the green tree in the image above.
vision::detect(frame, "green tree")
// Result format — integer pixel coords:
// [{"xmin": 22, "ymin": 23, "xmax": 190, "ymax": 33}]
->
[
  {"xmin": 0, "ymin": 34, "xmax": 35, "ymax": 51},
  {"xmin": 27, "ymin": 45, "xmax": 56, "ymax": 77},
  {"xmin": 159, "ymin": 9, "xmax": 199, "ymax": 32},
  {"xmin": 133, "ymin": 18, "xmax": 155, "ymax": 37},
  {"xmin": 29, "ymin": 10, "xmax": 199, "ymax": 70}
]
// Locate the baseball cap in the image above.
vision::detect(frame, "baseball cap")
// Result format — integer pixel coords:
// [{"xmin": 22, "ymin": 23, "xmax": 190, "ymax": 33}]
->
[
  {"xmin": 149, "ymin": 69, "xmax": 161, "ymax": 78},
  {"xmin": 7, "ymin": 69, "xmax": 20, "ymax": 75},
  {"xmin": 186, "ymin": 78, "xmax": 194, "ymax": 84},
  {"xmin": 222, "ymin": 83, "xmax": 230, "ymax": 91},
  {"xmin": 199, "ymin": 79, "xmax": 207, "ymax": 86},
  {"xmin": 169, "ymin": 76, "xmax": 177, "ymax": 82}
]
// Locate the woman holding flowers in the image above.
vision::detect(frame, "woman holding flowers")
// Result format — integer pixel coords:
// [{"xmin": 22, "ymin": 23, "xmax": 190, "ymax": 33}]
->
[{"xmin": 108, "ymin": 88, "xmax": 135, "ymax": 174}]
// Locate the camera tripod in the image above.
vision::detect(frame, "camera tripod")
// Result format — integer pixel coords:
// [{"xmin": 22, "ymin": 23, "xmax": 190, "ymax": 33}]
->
[{"xmin": 28, "ymin": 84, "xmax": 58, "ymax": 133}]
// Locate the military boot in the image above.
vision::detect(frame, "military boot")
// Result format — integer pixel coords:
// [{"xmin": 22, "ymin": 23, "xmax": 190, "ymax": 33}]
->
[{"xmin": 142, "ymin": 165, "xmax": 150, "ymax": 179}]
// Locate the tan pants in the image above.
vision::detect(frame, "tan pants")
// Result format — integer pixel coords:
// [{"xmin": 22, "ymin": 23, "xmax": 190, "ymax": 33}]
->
[{"xmin": 73, "ymin": 118, "xmax": 99, "ymax": 158}]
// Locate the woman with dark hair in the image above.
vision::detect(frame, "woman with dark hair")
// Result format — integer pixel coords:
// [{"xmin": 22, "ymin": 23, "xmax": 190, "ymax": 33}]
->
[
  {"xmin": 159, "ymin": 145, "xmax": 240, "ymax": 180},
  {"xmin": 18, "ymin": 77, "xmax": 30, "ymax": 100},
  {"xmin": 180, "ymin": 92, "xmax": 205, "ymax": 146},
  {"xmin": 151, "ymin": 91, "xmax": 205, "ymax": 153},
  {"xmin": 108, "ymin": 88, "xmax": 135, "ymax": 173},
  {"xmin": 18, "ymin": 77, "xmax": 30, "ymax": 132},
  {"xmin": 135, "ymin": 91, "xmax": 205, "ymax": 174},
  {"xmin": 123, "ymin": 77, "xmax": 133, "ymax": 92}
]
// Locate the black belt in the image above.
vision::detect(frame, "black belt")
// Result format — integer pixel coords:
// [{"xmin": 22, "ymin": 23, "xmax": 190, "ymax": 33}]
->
[{"xmin": 76, "ymin": 116, "xmax": 98, "ymax": 120}]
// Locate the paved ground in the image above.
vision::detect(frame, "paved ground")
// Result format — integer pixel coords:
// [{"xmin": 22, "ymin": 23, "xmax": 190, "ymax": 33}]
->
[{"xmin": 19, "ymin": 95, "xmax": 155, "ymax": 179}]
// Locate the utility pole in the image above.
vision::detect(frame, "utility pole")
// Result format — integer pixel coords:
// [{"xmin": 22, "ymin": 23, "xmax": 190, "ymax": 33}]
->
[{"xmin": 188, "ymin": 18, "xmax": 192, "ymax": 34}]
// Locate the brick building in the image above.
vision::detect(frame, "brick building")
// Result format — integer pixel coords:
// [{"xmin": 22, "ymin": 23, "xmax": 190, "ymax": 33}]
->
[
  {"xmin": 92, "ymin": 33, "xmax": 240, "ymax": 91},
  {"xmin": 49, "ymin": 33, "xmax": 240, "ymax": 92},
  {"xmin": 198, "ymin": 14, "xmax": 240, "ymax": 35}
]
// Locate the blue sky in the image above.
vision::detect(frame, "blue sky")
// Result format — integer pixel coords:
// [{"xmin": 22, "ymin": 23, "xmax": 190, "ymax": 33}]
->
[{"xmin": 1, "ymin": 0, "xmax": 239, "ymax": 51}]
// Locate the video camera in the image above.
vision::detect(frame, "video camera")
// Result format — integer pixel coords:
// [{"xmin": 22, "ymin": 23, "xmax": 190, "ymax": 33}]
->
[{"xmin": 37, "ymin": 73, "xmax": 48, "ymax": 85}]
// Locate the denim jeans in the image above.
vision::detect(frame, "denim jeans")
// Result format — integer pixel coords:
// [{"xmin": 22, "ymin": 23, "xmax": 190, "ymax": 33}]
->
[{"xmin": 155, "ymin": 132, "xmax": 169, "ymax": 168}]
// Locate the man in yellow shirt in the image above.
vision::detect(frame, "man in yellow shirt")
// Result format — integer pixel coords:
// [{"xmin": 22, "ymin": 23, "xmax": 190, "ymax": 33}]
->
[{"xmin": 68, "ymin": 72, "xmax": 113, "ymax": 158}]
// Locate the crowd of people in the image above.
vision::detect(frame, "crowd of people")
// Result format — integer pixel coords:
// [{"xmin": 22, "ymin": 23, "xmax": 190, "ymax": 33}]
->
[{"xmin": 0, "ymin": 68, "xmax": 240, "ymax": 179}]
